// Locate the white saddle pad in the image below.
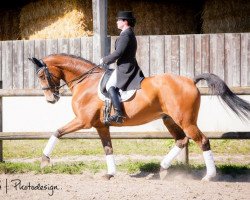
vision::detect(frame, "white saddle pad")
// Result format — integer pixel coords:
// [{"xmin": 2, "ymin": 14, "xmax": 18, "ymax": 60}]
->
[{"xmin": 97, "ymin": 73, "xmax": 136, "ymax": 102}]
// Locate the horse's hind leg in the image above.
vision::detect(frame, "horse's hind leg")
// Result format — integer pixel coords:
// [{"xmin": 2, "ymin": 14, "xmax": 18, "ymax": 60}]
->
[
  {"xmin": 160, "ymin": 116, "xmax": 189, "ymax": 178},
  {"xmin": 182, "ymin": 124, "xmax": 216, "ymax": 181}
]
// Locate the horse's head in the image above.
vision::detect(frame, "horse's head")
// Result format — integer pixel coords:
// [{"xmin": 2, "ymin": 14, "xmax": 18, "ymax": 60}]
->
[{"xmin": 29, "ymin": 57, "xmax": 61, "ymax": 104}]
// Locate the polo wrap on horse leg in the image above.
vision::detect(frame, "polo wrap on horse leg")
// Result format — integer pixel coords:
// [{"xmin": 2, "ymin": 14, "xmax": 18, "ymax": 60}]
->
[
  {"xmin": 161, "ymin": 145, "xmax": 182, "ymax": 169},
  {"xmin": 203, "ymin": 150, "xmax": 216, "ymax": 180},
  {"xmin": 43, "ymin": 135, "xmax": 58, "ymax": 157},
  {"xmin": 106, "ymin": 154, "xmax": 116, "ymax": 175}
]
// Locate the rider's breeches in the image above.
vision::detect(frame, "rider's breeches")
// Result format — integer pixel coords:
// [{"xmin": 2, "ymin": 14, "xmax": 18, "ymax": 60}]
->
[{"xmin": 106, "ymin": 69, "xmax": 118, "ymax": 91}]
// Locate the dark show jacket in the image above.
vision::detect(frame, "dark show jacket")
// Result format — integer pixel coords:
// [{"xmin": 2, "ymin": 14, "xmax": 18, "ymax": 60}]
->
[{"xmin": 102, "ymin": 27, "xmax": 144, "ymax": 91}]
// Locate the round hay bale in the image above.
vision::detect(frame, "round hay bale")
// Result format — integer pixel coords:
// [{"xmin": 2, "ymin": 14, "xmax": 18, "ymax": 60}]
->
[
  {"xmin": 202, "ymin": 0, "xmax": 250, "ymax": 33},
  {"xmin": 20, "ymin": 0, "xmax": 93, "ymax": 40}
]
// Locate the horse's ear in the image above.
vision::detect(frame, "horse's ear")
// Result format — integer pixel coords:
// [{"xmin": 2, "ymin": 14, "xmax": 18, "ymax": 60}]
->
[
  {"xmin": 28, "ymin": 57, "xmax": 44, "ymax": 73},
  {"xmin": 28, "ymin": 57, "xmax": 34, "ymax": 62}
]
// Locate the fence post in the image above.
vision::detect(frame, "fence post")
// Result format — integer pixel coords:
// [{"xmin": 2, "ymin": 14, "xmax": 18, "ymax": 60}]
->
[
  {"xmin": 92, "ymin": 0, "xmax": 108, "ymax": 63},
  {"xmin": 176, "ymin": 141, "xmax": 189, "ymax": 165},
  {"xmin": 0, "ymin": 81, "xmax": 3, "ymax": 162}
]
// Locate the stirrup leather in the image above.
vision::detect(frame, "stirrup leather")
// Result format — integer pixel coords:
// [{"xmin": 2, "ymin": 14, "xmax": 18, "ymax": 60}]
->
[{"xmin": 103, "ymin": 98, "xmax": 111, "ymax": 126}]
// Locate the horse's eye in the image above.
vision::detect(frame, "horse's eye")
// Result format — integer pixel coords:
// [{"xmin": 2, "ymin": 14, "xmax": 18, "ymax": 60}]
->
[{"xmin": 39, "ymin": 75, "xmax": 46, "ymax": 80}]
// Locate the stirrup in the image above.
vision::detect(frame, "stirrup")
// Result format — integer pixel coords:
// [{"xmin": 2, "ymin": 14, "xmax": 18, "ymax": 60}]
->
[{"xmin": 108, "ymin": 114, "xmax": 125, "ymax": 124}]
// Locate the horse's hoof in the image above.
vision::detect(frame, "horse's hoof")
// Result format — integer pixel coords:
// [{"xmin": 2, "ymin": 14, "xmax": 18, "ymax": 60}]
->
[
  {"xmin": 159, "ymin": 167, "xmax": 168, "ymax": 180},
  {"xmin": 40, "ymin": 155, "xmax": 51, "ymax": 169},
  {"xmin": 102, "ymin": 174, "xmax": 114, "ymax": 180},
  {"xmin": 201, "ymin": 174, "xmax": 216, "ymax": 182}
]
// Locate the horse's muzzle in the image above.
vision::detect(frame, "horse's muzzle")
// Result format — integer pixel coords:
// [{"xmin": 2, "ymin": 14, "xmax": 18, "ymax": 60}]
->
[{"xmin": 47, "ymin": 93, "xmax": 60, "ymax": 104}]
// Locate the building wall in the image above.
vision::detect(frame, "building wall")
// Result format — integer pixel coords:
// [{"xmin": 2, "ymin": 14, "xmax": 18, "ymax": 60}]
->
[{"xmin": 3, "ymin": 96, "xmax": 250, "ymax": 132}]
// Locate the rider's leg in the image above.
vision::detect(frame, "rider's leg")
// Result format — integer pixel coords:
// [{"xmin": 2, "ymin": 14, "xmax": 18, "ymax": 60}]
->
[
  {"xmin": 106, "ymin": 70, "xmax": 125, "ymax": 124},
  {"xmin": 107, "ymin": 87, "xmax": 125, "ymax": 123},
  {"xmin": 106, "ymin": 69, "xmax": 118, "ymax": 92}
]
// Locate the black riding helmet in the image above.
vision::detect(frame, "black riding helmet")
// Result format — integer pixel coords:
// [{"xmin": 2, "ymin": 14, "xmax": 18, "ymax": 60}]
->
[{"xmin": 117, "ymin": 11, "xmax": 136, "ymax": 27}]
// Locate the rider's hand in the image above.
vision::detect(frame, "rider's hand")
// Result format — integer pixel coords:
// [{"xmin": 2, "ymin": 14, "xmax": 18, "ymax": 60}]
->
[
  {"xmin": 99, "ymin": 58, "xmax": 104, "ymax": 65},
  {"xmin": 99, "ymin": 58, "xmax": 109, "ymax": 70}
]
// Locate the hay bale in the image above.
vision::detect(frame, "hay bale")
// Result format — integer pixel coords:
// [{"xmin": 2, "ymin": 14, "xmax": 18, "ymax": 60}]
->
[
  {"xmin": 0, "ymin": 9, "xmax": 20, "ymax": 41},
  {"xmin": 20, "ymin": 0, "xmax": 93, "ymax": 40},
  {"xmin": 202, "ymin": 0, "xmax": 250, "ymax": 33},
  {"xmin": 108, "ymin": 0, "xmax": 199, "ymax": 35},
  {"xmin": 2, "ymin": 0, "xmax": 201, "ymax": 40}
]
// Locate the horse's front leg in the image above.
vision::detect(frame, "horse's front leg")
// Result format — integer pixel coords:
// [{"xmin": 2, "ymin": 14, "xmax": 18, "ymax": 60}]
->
[
  {"xmin": 41, "ymin": 117, "xmax": 84, "ymax": 168},
  {"xmin": 96, "ymin": 126, "xmax": 116, "ymax": 180}
]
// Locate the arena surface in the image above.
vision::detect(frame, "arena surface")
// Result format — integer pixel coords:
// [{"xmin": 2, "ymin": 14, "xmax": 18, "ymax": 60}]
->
[{"xmin": 0, "ymin": 171, "xmax": 249, "ymax": 200}]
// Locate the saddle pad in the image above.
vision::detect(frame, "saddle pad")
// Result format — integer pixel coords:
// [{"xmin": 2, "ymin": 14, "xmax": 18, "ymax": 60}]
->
[{"xmin": 98, "ymin": 72, "xmax": 136, "ymax": 102}]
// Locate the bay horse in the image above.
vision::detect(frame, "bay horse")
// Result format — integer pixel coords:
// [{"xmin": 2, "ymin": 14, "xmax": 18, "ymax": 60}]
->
[{"xmin": 29, "ymin": 54, "xmax": 250, "ymax": 181}]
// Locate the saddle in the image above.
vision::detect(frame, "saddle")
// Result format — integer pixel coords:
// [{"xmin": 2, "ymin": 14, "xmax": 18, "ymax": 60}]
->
[
  {"xmin": 98, "ymin": 69, "xmax": 136, "ymax": 125},
  {"xmin": 98, "ymin": 69, "xmax": 136, "ymax": 101}
]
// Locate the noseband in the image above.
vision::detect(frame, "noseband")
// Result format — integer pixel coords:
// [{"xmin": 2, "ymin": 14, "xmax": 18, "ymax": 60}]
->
[
  {"xmin": 37, "ymin": 60, "xmax": 100, "ymax": 96},
  {"xmin": 37, "ymin": 64, "xmax": 61, "ymax": 91}
]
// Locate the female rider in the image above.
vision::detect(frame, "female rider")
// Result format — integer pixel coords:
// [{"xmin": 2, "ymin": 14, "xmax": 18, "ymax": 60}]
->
[{"xmin": 100, "ymin": 11, "xmax": 145, "ymax": 124}]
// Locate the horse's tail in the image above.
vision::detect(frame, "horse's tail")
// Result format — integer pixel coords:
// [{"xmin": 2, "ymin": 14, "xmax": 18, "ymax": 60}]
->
[{"xmin": 193, "ymin": 73, "xmax": 250, "ymax": 120}]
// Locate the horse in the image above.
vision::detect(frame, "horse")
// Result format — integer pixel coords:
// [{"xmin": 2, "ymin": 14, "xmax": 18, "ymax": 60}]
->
[{"xmin": 29, "ymin": 53, "xmax": 250, "ymax": 181}]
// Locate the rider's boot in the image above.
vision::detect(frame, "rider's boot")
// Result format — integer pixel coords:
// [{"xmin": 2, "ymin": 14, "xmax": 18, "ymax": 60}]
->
[{"xmin": 107, "ymin": 86, "xmax": 125, "ymax": 124}]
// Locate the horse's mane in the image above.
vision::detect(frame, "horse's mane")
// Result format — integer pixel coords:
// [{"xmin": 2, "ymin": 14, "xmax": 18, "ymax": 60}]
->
[{"xmin": 48, "ymin": 53, "xmax": 96, "ymax": 65}]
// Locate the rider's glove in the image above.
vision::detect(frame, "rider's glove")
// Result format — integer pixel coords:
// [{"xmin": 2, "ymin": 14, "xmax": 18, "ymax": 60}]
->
[{"xmin": 99, "ymin": 58, "xmax": 109, "ymax": 70}]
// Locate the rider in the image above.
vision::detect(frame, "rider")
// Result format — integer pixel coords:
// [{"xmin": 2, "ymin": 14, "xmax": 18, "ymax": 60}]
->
[{"xmin": 100, "ymin": 11, "xmax": 145, "ymax": 124}]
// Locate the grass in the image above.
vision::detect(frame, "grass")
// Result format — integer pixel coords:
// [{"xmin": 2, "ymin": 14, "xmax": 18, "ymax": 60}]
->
[
  {"xmin": 0, "ymin": 161, "xmax": 249, "ymax": 175},
  {"xmin": 3, "ymin": 139, "xmax": 250, "ymax": 159},
  {"xmin": 0, "ymin": 161, "xmax": 106, "ymax": 174},
  {"xmin": 1, "ymin": 139, "xmax": 249, "ymax": 175}
]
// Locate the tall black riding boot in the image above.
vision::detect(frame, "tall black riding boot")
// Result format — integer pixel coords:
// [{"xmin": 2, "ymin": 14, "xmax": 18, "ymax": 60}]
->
[{"xmin": 107, "ymin": 86, "xmax": 125, "ymax": 124}]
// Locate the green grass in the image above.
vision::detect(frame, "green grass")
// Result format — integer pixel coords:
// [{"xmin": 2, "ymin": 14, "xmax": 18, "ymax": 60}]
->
[
  {"xmin": 218, "ymin": 164, "xmax": 249, "ymax": 175},
  {"xmin": 0, "ymin": 161, "xmax": 249, "ymax": 175},
  {"xmin": 1, "ymin": 139, "xmax": 249, "ymax": 175},
  {"xmin": 119, "ymin": 159, "xmax": 160, "ymax": 174},
  {"xmin": 0, "ymin": 161, "xmax": 106, "ymax": 174},
  {"xmin": 3, "ymin": 139, "xmax": 250, "ymax": 159}
]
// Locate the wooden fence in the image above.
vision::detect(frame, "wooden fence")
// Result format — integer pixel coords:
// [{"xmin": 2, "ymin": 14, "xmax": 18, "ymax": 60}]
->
[
  {"xmin": 0, "ymin": 33, "xmax": 249, "ymax": 163},
  {"xmin": 0, "ymin": 33, "xmax": 249, "ymax": 89},
  {"xmin": 135, "ymin": 34, "xmax": 250, "ymax": 88}
]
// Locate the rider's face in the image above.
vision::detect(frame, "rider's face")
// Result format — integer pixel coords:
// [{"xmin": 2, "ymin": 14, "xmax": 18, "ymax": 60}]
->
[{"xmin": 117, "ymin": 19, "xmax": 126, "ymax": 30}]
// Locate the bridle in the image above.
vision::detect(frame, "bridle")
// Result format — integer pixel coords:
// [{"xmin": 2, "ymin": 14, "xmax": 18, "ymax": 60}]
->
[{"xmin": 36, "ymin": 60, "xmax": 101, "ymax": 96}]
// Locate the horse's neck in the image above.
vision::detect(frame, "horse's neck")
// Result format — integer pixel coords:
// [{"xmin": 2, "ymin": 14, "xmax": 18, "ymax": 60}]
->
[{"xmin": 58, "ymin": 60, "xmax": 94, "ymax": 84}]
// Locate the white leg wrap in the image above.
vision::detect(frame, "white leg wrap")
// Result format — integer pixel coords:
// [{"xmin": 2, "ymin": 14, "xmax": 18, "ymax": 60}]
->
[
  {"xmin": 106, "ymin": 155, "xmax": 116, "ymax": 175},
  {"xmin": 43, "ymin": 135, "xmax": 58, "ymax": 157},
  {"xmin": 161, "ymin": 145, "xmax": 182, "ymax": 169},
  {"xmin": 203, "ymin": 150, "xmax": 216, "ymax": 177}
]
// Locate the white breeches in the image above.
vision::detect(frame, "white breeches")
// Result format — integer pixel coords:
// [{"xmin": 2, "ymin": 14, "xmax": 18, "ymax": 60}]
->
[{"xmin": 106, "ymin": 69, "xmax": 118, "ymax": 91}]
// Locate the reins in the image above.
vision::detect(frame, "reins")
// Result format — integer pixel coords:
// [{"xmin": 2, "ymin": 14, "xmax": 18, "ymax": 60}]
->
[
  {"xmin": 38, "ymin": 61, "xmax": 101, "ymax": 95},
  {"xmin": 52, "ymin": 65, "xmax": 101, "ymax": 91}
]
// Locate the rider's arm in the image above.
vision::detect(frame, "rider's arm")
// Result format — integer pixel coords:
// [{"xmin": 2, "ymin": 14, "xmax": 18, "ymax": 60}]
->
[{"xmin": 102, "ymin": 32, "xmax": 130, "ymax": 65}]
